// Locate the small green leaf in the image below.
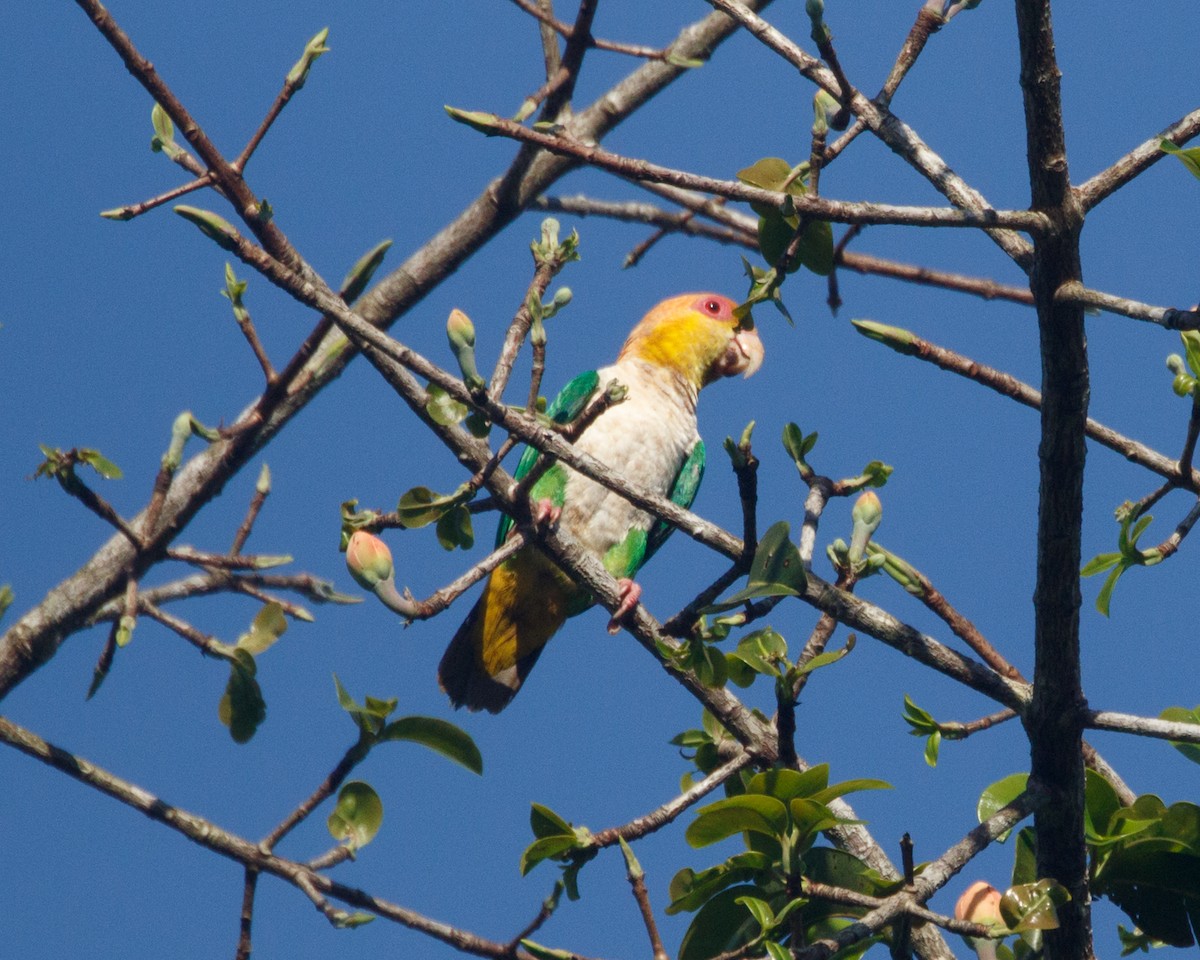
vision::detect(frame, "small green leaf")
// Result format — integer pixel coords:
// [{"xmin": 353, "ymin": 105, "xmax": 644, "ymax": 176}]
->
[
  {"xmin": 792, "ymin": 633, "xmax": 855, "ymax": 678},
  {"xmin": 339, "ymin": 239, "xmax": 392, "ymax": 304},
  {"xmin": 435, "ymin": 504, "xmax": 475, "ymax": 551},
  {"xmin": 1000, "ymin": 879, "xmax": 1070, "ymax": 932},
  {"xmin": 977, "ymin": 773, "xmax": 1029, "ymax": 841},
  {"xmin": 333, "ymin": 911, "xmax": 375, "ymax": 929},
  {"xmin": 332, "ymin": 674, "xmax": 396, "ymax": 737},
  {"xmin": 850, "ymin": 319, "xmax": 919, "ymax": 355},
  {"xmin": 703, "ymin": 522, "xmax": 805, "ymax": 613},
  {"xmin": 686, "ymin": 794, "xmax": 789, "ymax": 847},
  {"xmin": 236, "ymin": 602, "xmax": 288, "ymax": 655},
  {"xmin": 679, "ymin": 884, "xmax": 764, "ymax": 960},
  {"xmin": 77, "ymin": 449, "xmax": 123, "ymax": 480},
  {"xmin": 734, "ymin": 894, "xmax": 775, "ymax": 930},
  {"xmin": 1160, "ymin": 706, "xmax": 1200, "ymax": 766},
  {"xmin": 520, "ymin": 835, "xmax": 580, "ymax": 876},
  {"xmin": 924, "ymin": 729, "xmax": 941, "ymax": 767},
  {"xmin": 665, "ymin": 50, "xmax": 706, "ymax": 69},
  {"xmin": 531, "ymin": 802, "xmax": 573, "ymax": 839},
  {"xmin": 444, "ymin": 105, "xmax": 502, "ymax": 136},
  {"xmin": 1095, "ymin": 562, "xmax": 1129, "ymax": 617},
  {"xmin": 1161, "ymin": 139, "xmax": 1200, "ymax": 180},
  {"xmin": 1081, "ymin": 552, "xmax": 1122, "ymax": 577},
  {"xmin": 218, "ymin": 649, "xmax": 266, "ymax": 744},
  {"xmin": 808, "ymin": 776, "xmax": 892, "ymax": 805},
  {"xmin": 286, "ymin": 27, "xmax": 331, "ymax": 90},
  {"xmin": 174, "ymin": 205, "xmax": 239, "ymax": 251},
  {"xmin": 425, "ymin": 383, "xmax": 469, "ymax": 426},
  {"xmin": 0, "ymin": 585, "xmax": 15, "ymax": 624},
  {"xmin": 378, "ymin": 715, "xmax": 483, "ymax": 774},
  {"xmin": 327, "ymin": 780, "xmax": 383, "ymax": 850},
  {"xmin": 519, "ymin": 939, "xmax": 576, "ymax": 960}
]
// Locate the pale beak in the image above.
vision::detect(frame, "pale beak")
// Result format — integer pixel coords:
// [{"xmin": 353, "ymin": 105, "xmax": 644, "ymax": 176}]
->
[{"xmin": 730, "ymin": 327, "xmax": 764, "ymax": 378}]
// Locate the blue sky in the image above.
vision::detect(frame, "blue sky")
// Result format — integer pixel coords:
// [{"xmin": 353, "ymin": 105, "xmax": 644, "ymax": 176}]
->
[{"xmin": 3, "ymin": 2, "xmax": 1200, "ymax": 958}]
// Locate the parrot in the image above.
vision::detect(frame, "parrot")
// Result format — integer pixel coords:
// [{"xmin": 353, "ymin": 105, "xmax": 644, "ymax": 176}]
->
[{"xmin": 437, "ymin": 292, "xmax": 764, "ymax": 712}]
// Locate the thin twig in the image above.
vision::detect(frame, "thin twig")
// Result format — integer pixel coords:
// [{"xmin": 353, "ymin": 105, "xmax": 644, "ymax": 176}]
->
[
  {"xmin": 234, "ymin": 868, "xmax": 258, "ymax": 960},
  {"xmin": 508, "ymin": 0, "xmax": 681, "ymax": 61},
  {"xmin": 589, "ymin": 752, "xmax": 754, "ymax": 848},
  {"xmin": 865, "ymin": 326, "xmax": 1200, "ymax": 491},
  {"xmin": 1075, "ymin": 106, "xmax": 1200, "ymax": 211},
  {"xmin": 448, "ymin": 113, "xmax": 1049, "ymax": 232}
]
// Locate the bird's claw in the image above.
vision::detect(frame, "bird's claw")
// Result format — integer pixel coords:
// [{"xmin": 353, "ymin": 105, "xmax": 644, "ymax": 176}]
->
[
  {"xmin": 532, "ymin": 499, "xmax": 561, "ymax": 531},
  {"xmin": 607, "ymin": 578, "xmax": 642, "ymax": 634}
]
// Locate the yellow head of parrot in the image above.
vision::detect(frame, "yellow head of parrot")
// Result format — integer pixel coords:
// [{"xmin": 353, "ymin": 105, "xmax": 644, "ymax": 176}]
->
[{"xmin": 618, "ymin": 293, "xmax": 764, "ymax": 389}]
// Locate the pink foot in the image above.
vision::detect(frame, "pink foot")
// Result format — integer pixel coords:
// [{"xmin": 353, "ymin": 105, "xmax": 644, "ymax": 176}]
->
[
  {"xmin": 532, "ymin": 499, "xmax": 561, "ymax": 530},
  {"xmin": 607, "ymin": 578, "xmax": 642, "ymax": 634}
]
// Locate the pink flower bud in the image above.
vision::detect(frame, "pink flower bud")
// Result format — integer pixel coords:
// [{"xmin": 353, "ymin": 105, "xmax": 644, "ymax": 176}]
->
[
  {"xmin": 955, "ymin": 880, "xmax": 1004, "ymax": 927},
  {"xmin": 346, "ymin": 531, "xmax": 394, "ymax": 590}
]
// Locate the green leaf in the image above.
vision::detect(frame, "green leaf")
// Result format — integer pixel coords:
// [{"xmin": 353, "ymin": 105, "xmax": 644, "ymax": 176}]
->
[
  {"xmin": 978, "ymin": 773, "xmax": 1028, "ymax": 842},
  {"xmin": 1160, "ymin": 706, "xmax": 1200, "ymax": 766},
  {"xmin": 236, "ymin": 602, "xmax": 288, "ymax": 655},
  {"xmin": 665, "ymin": 51, "xmax": 706, "ymax": 69},
  {"xmin": 1000, "ymin": 879, "xmax": 1070, "ymax": 932},
  {"xmin": 679, "ymin": 884, "xmax": 764, "ymax": 960},
  {"xmin": 327, "ymin": 780, "xmax": 383, "ymax": 850},
  {"xmin": 746, "ymin": 768, "xmax": 811, "ymax": 803},
  {"xmin": 332, "ymin": 911, "xmax": 375, "ymax": 929},
  {"xmin": 435, "ymin": 504, "xmax": 475, "ymax": 551},
  {"xmin": 218, "ymin": 649, "xmax": 265, "ymax": 744},
  {"xmin": 666, "ymin": 851, "xmax": 772, "ymax": 914},
  {"xmin": 1161, "ymin": 139, "xmax": 1200, "ymax": 180},
  {"xmin": 781, "ymin": 422, "xmax": 817, "ymax": 473},
  {"xmin": 703, "ymin": 522, "xmax": 805, "ymax": 613},
  {"xmin": 850, "ymin": 319, "xmax": 919, "ymax": 355},
  {"xmin": 77, "ymin": 449, "xmax": 123, "ymax": 479},
  {"xmin": 686, "ymin": 794, "xmax": 789, "ymax": 847},
  {"xmin": 378, "ymin": 715, "xmax": 483, "ymax": 774},
  {"xmin": 789, "ymin": 798, "xmax": 861, "ymax": 840},
  {"xmin": 808, "ymin": 777, "xmax": 892, "ymax": 806},
  {"xmin": 1084, "ymin": 768, "xmax": 1124, "ymax": 842},
  {"xmin": 924, "ymin": 729, "xmax": 941, "ymax": 767},
  {"xmin": 1181, "ymin": 331, "xmax": 1200, "ymax": 379},
  {"xmin": 520, "ymin": 835, "xmax": 580, "ymax": 876},
  {"xmin": 286, "ymin": 27, "xmax": 331, "ymax": 89},
  {"xmin": 1095, "ymin": 561, "xmax": 1129, "ymax": 617},
  {"xmin": 0, "ymin": 585, "xmax": 14, "ymax": 624},
  {"xmin": 764, "ymin": 941, "xmax": 791, "ymax": 960},
  {"xmin": 1081, "ymin": 551, "xmax": 1122, "ymax": 577},
  {"xmin": 530, "ymin": 802, "xmax": 573, "ymax": 839},
  {"xmin": 734, "ymin": 894, "xmax": 775, "ymax": 930},
  {"xmin": 519, "ymin": 939, "xmax": 576, "ymax": 960},
  {"xmin": 792, "ymin": 633, "xmax": 855, "ymax": 678},
  {"xmin": 425, "ymin": 383, "xmax": 469, "ymax": 426},
  {"xmin": 339, "ymin": 239, "xmax": 392, "ymax": 304},
  {"xmin": 174, "ymin": 205, "xmax": 239, "ymax": 251},
  {"xmin": 1012, "ymin": 826, "xmax": 1038, "ymax": 887},
  {"xmin": 902, "ymin": 694, "xmax": 937, "ymax": 733},
  {"xmin": 332, "ymin": 674, "xmax": 396, "ymax": 738},
  {"xmin": 444, "ymin": 105, "xmax": 502, "ymax": 136},
  {"xmin": 397, "ymin": 484, "xmax": 472, "ymax": 529}
]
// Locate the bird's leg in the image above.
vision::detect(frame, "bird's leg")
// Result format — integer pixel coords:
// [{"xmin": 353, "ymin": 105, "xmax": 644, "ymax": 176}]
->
[{"xmin": 607, "ymin": 578, "xmax": 642, "ymax": 634}]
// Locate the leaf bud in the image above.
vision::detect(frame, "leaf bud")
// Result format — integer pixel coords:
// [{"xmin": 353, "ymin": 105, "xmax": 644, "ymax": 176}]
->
[
  {"xmin": 848, "ymin": 490, "xmax": 883, "ymax": 562},
  {"xmin": 286, "ymin": 27, "xmax": 330, "ymax": 90},
  {"xmin": 446, "ymin": 309, "xmax": 484, "ymax": 390},
  {"xmin": 851, "ymin": 319, "xmax": 920, "ymax": 355}
]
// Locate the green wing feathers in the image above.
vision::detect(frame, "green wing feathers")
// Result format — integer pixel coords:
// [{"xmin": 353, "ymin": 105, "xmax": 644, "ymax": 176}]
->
[
  {"xmin": 645, "ymin": 439, "xmax": 705, "ymax": 564},
  {"xmin": 495, "ymin": 369, "xmax": 601, "ymax": 547}
]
